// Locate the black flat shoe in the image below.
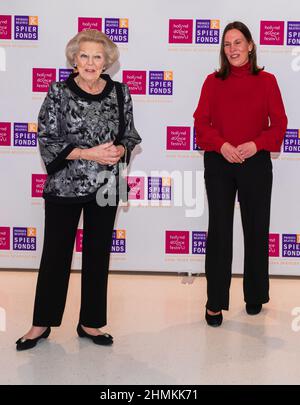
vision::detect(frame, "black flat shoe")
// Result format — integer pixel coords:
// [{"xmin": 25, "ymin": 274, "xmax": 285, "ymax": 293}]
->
[
  {"xmin": 205, "ymin": 309, "xmax": 223, "ymax": 327},
  {"xmin": 245, "ymin": 303, "xmax": 262, "ymax": 315},
  {"xmin": 16, "ymin": 327, "xmax": 51, "ymax": 351},
  {"xmin": 77, "ymin": 324, "xmax": 113, "ymax": 346}
]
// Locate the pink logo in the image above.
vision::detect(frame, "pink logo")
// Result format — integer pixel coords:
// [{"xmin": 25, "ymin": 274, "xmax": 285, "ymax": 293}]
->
[
  {"xmin": 32, "ymin": 68, "xmax": 56, "ymax": 92},
  {"xmin": 169, "ymin": 19, "xmax": 193, "ymax": 43},
  {"xmin": 127, "ymin": 176, "xmax": 145, "ymax": 200},
  {"xmin": 76, "ymin": 229, "xmax": 83, "ymax": 252},
  {"xmin": 166, "ymin": 126, "xmax": 190, "ymax": 150},
  {"xmin": 31, "ymin": 174, "xmax": 47, "ymax": 197},
  {"xmin": 78, "ymin": 18, "xmax": 102, "ymax": 32},
  {"xmin": 165, "ymin": 231, "xmax": 189, "ymax": 254},
  {"xmin": 0, "ymin": 15, "xmax": 12, "ymax": 39},
  {"xmin": 122, "ymin": 70, "xmax": 146, "ymax": 95},
  {"xmin": 0, "ymin": 122, "xmax": 11, "ymax": 146},
  {"xmin": 269, "ymin": 233, "xmax": 280, "ymax": 257},
  {"xmin": 0, "ymin": 227, "xmax": 10, "ymax": 250},
  {"xmin": 260, "ymin": 21, "xmax": 284, "ymax": 45}
]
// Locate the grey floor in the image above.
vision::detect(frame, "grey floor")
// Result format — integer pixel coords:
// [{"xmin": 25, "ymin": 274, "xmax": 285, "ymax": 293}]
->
[{"xmin": 0, "ymin": 271, "xmax": 300, "ymax": 385}]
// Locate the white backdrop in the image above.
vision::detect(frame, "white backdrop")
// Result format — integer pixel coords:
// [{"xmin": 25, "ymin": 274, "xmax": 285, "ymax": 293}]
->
[{"xmin": 0, "ymin": 0, "xmax": 300, "ymax": 275}]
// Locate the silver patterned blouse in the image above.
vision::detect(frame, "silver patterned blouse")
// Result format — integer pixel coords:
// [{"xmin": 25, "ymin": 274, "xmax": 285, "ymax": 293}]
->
[{"xmin": 38, "ymin": 73, "xmax": 141, "ymax": 203}]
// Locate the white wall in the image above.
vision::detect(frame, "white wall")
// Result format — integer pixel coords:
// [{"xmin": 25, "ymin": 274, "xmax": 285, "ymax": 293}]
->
[{"xmin": 0, "ymin": 0, "xmax": 300, "ymax": 275}]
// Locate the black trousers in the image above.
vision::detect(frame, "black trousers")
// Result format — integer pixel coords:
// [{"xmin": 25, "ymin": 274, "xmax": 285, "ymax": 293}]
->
[
  {"xmin": 204, "ymin": 151, "xmax": 273, "ymax": 312},
  {"xmin": 33, "ymin": 199, "xmax": 118, "ymax": 328}
]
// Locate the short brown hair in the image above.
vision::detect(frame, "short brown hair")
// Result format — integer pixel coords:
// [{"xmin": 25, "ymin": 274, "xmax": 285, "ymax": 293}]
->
[{"xmin": 65, "ymin": 29, "xmax": 119, "ymax": 69}]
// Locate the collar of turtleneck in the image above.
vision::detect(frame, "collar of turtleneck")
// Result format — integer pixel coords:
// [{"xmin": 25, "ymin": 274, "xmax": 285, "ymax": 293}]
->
[
  {"xmin": 230, "ymin": 61, "xmax": 251, "ymax": 77},
  {"xmin": 66, "ymin": 72, "xmax": 114, "ymax": 101}
]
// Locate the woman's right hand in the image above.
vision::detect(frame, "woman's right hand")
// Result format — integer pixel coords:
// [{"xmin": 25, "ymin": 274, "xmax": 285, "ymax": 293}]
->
[
  {"xmin": 220, "ymin": 142, "xmax": 244, "ymax": 164},
  {"xmin": 83, "ymin": 142, "xmax": 123, "ymax": 165}
]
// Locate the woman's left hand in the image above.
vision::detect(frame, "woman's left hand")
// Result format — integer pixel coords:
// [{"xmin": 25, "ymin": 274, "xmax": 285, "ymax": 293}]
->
[{"xmin": 236, "ymin": 141, "xmax": 257, "ymax": 159}]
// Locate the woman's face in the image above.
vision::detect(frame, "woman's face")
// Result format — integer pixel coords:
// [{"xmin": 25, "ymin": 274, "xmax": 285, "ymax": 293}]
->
[
  {"xmin": 75, "ymin": 41, "xmax": 106, "ymax": 82},
  {"xmin": 224, "ymin": 29, "xmax": 253, "ymax": 67}
]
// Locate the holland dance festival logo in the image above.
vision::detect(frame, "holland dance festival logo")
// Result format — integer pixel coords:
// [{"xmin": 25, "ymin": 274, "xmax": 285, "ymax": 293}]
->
[
  {"xmin": 166, "ymin": 126, "xmax": 201, "ymax": 151},
  {"xmin": 122, "ymin": 71, "xmax": 146, "ymax": 95},
  {"xmin": 127, "ymin": 176, "xmax": 145, "ymax": 200},
  {"xmin": 165, "ymin": 231, "xmax": 189, "ymax": 254},
  {"xmin": 260, "ymin": 21, "xmax": 284, "ymax": 45},
  {"xmin": 166, "ymin": 127, "xmax": 191, "ymax": 150},
  {"xmin": 0, "ymin": 122, "xmax": 11, "ymax": 146},
  {"xmin": 169, "ymin": 19, "xmax": 193, "ymax": 43},
  {"xmin": 31, "ymin": 174, "xmax": 47, "ymax": 198},
  {"xmin": 269, "ymin": 234, "xmax": 280, "ymax": 257},
  {"xmin": 78, "ymin": 17, "xmax": 102, "ymax": 32},
  {"xmin": 0, "ymin": 227, "xmax": 10, "ymax": 250},
  {"xmin": 0, "ymin": 15, "xmax": 12, "ymax": 39},
  {"xmin": 32, "ymin": 68, "xmax": 56, "ymax": 92}
]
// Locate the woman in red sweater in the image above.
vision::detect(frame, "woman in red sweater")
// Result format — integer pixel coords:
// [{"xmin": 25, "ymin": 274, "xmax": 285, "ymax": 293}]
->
[{"xmin": 193, "ymin": 21, "xmax": 287, "ymax": 327}]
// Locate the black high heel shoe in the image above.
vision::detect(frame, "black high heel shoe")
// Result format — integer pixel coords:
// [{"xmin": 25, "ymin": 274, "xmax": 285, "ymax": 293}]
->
[
  {"xmin": 77, "ymin": 324, "xmax": 113, "ymax": 346},
  {"xmin": 205, "ymin": 309, "xmax": 223, "ymax": 327},
  {"xmin": 16, "ymin": 327, "xmax": 51, "ymax": 351}
]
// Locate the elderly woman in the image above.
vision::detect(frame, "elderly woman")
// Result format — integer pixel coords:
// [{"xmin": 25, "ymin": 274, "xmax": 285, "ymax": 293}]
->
[
  {"xmin": 16, "ymin": 29, "xmax": 141, "ymax": 350},
  {"xmin": 194, "ymin": 21, "xmax": 287, "ymax": 327}
]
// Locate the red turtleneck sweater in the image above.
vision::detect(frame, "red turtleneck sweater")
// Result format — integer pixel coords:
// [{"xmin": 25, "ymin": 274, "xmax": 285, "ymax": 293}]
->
[{"xmin": 193, "ymin": 63, "xmax": 288, "ymax": 152}]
